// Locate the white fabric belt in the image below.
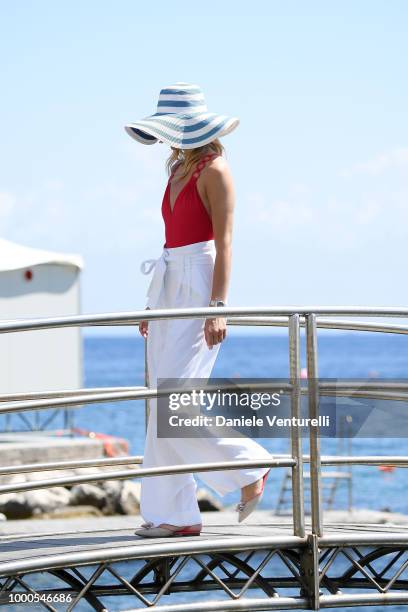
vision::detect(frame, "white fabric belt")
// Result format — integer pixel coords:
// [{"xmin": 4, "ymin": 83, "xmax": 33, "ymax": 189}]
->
[{"xmin": 140, "ymin": 240, "xmax": 215, "ymax": 308}]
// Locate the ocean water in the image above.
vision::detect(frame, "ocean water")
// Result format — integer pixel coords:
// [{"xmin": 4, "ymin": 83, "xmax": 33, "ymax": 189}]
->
[
  {"xmin": 4, "ymin": 330, "xmax": 408, "ymax": 610},
  {"xmin": 76, "ymin": 330, "xmax": 407, "ymax": 611}
]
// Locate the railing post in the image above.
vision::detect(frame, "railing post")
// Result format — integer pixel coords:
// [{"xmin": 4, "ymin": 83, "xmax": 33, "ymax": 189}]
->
[
  {"xmin": 347, "ymin": 416, "xmax": 353, "ymax": 513},
  {"xmin": 306, "ymin": 313, "xmax": 323, "ymax": 537},
  {"xmin": 144, "ymin": 339, "xmax": 150, "ymax": 434},
  {"xmin": 289, "ymin": 314, "xmax": 305, "ymax": 537}
]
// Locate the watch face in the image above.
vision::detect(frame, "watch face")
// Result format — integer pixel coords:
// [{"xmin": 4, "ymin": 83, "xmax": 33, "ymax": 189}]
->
[{"xmin": 209, "ymin": 300, "xmax": 226, "ymax": 307}]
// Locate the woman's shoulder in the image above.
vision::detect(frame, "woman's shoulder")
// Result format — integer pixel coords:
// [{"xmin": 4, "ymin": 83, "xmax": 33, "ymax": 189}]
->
[
  {"xmin": 207, "ymin": 154, "xmax": 228, "ymax": 169},
  {"xmin": 202, "ymin": 154, "xmax": 232, "ymax": 184}
]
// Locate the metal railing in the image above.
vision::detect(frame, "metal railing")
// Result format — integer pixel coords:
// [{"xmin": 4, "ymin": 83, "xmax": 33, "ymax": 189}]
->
[{"xmin": 1, "ymin": 306, "xmax": 408, "ymax": 541}]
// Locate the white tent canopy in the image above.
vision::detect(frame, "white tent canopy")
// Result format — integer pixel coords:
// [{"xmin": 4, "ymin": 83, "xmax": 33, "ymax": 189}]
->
[
  {"xmin": 0, "ymin": 238, "xmax": 83, "ymax": 395},
  {"xmin": 0, "ymin": 238, "xmax": 84, "ymax": 272}
]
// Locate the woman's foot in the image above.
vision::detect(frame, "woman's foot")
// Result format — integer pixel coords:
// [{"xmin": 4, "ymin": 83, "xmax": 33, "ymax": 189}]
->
[
  {"xmin": 134, "ymin": 522, "xmax": 202, "ymax": 538},
  {"xmin": 158, "ymin": 523, "xmax": 202, "ymax": 531},
  {"xmin": 240, "ymin": 478, "xmax": 265, "ymax": 503},
  {"xmin": 237, "ymin": 469, "xmax": 271, "ymax": 523}
]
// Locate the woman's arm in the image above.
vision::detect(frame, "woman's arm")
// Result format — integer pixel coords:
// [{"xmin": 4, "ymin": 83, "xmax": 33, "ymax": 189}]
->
[{"xmin": 203, "ymin": 158, "xmax": 235, "ymax": 348}]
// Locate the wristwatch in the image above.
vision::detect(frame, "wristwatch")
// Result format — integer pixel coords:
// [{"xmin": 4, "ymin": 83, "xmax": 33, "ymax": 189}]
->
[{"xmin": 209, "ymin": 299, "xmax": 226, "ymax": 307}]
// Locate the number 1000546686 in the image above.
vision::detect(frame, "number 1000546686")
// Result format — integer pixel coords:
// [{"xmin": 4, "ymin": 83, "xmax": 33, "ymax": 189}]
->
[{"xmin": 3, "ymin": 593, "xmax": 73, "ymax": 604}]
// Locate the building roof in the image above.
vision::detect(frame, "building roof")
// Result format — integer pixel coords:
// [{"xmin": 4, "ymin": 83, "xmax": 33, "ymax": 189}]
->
[{"xmin": 0, "ymin": 238, "xmax": 84, "ymax": 272}]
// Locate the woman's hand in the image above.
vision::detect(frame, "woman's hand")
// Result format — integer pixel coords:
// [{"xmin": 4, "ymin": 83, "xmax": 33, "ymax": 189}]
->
[
  {"xmin": 139, "ymin": 307, "xmax": 150, "ymax": 339},
  {"xmin": 204, "ymin": 316, "xmax": 227, "ymax": 349}
]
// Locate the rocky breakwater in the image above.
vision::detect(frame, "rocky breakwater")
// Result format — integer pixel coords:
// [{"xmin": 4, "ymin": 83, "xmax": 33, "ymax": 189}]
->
[
  {"xmin": 0, "ymin": 464, "xmax": 142, "ymax": 520},
  {"xmin": 0, "ymin": 466, "xmax": 224, "ymax": 520}
]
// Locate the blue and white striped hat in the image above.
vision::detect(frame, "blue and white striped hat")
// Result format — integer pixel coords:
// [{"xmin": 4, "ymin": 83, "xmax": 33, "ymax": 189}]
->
[{"xmin": 125, "ymin": 82, "xmax": 239, "ymax": 150}]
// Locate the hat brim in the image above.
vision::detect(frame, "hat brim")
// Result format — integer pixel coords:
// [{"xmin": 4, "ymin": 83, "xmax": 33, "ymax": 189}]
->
[{"xmin": 124, "ymin": 112, "xmax": 239, "ymax": 149}]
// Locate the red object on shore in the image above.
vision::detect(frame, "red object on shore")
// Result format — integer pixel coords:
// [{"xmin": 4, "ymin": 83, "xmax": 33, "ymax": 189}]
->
[
  {"xmin": 72, "ymin": 427, "xmax": 129, "ymax": 457},
  {"xmin": 378, "ymin": 465, "xmax": 395, "ymax": 473}
]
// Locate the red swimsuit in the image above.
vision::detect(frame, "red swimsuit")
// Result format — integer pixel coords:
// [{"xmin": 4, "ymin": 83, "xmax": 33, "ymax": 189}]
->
[{"xmin": 162, "ymin": 154, "xmax": 219, "ymax": 248}]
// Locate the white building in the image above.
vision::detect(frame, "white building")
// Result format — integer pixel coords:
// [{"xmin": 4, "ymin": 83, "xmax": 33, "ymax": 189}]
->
[{"xmin": 0, "ymin": 238, "xmax": 84, "ymax": 395}]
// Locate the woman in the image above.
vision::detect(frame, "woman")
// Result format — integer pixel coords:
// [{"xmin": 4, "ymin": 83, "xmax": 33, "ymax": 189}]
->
[{"xmin": 125, "ymin": 83, "xmax": 273, "ymax": 538}]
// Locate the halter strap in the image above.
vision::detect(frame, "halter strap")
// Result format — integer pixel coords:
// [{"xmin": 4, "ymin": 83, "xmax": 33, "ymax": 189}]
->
[
  {"xmin": 168, "ymin": 153, "xmax": 219, "ymax": 184},
  {"xmin": 192, "ymin": 153, "xmax": 219, "ymax": 180}
]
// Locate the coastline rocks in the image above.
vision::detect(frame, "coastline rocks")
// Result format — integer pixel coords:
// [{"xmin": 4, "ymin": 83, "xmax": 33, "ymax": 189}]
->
[
  {"xmin": 0, "ymin": 465, "xmax": 224, "ymax": 519},
  {"xmin": 70, "ymin": 484, "xmax": 107, "ymax": 509},
  {"xmin": 0, "ymin": 481, "xmax": 137, "ymax": 519},
  {"xmin": 0, "ymin": 465, "xmax": 144, "ymax": 519},
  {"xmin": 28, "ymin": 488, "xmax": 72, "ymax": 514},
  {"xmin": 197, "ymin": 488, "xmax": 223, "ymax": 511},
  {"xmin": 0, "ymin": 494, "xmax": 28, "ymax": 519},
  {"xmin": 117, "ymin": 481, "xmax": 141, "ymax": 515},
  {"xmin": 0, "ymin": 488, "xmax": 71, "ymax": 520},
  {"xmin": 100, "ymin": 480, "xmax": 125, "ymax": 514},
  {"xmin": 39, "ymin": 505, "xmax": 104, "ymax": 519},
  {"xmin": 97, "ymin": 480, "xmax": 141, "ymax": 515}
]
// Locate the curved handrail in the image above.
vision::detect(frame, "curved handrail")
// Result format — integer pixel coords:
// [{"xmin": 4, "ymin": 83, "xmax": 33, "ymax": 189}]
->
[
  {"xmin": 0, "ymin": 458, "xmax": 294, "ymax": 495},
  {"xmin": 2, "ymin": 381, "xmax": 408, "ymax": 413},
  {"xmin": 1, "ymin": 453, "xmax": 407, "ymax": 477},
  {"xmin": 1, "ymin": 306, "xmax": 408, "ymax": 334},
  {"xmin": 229, "ymin": 316, "xmax": 408, "ymax": 334}
]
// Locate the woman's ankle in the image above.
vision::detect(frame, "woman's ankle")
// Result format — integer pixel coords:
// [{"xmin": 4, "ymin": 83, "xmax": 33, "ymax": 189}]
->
[{"xmin": 240, "ymin": 477, "xmax": 264, "ymax": 503}]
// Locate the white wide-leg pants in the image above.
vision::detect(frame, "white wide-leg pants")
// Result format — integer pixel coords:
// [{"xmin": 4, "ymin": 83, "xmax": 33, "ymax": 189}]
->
[{"xmin": 140, "ymin": 240, "xmax": 272, "ymax": 526}]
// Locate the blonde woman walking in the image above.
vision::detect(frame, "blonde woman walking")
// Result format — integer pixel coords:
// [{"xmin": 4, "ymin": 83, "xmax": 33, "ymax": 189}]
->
[{"xmin": 125, "ymin": 83, "xmax": 273, "ymax": 538}]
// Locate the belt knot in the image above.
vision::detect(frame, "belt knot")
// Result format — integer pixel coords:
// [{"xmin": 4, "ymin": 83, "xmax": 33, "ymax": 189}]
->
[{"xmin": 140, "ymin": 259, "xmax": 158, "ymax": 275}]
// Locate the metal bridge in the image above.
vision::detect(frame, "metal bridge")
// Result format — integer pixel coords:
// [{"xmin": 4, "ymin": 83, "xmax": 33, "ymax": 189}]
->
[{"xmin": 1, "ymin": 306, "xmax": 408, "ymax": 611}]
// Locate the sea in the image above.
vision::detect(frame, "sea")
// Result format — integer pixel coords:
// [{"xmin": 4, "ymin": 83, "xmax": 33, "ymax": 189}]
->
[{"xmin": 5, "ymin": 330, "xmax": 408, "ymax": 610}]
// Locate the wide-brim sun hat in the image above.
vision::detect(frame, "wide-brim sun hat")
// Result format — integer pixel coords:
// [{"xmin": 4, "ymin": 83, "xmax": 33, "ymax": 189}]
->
[{"xmin": 124, "ymin": 82, "xmax": 239, "ymax": 150}]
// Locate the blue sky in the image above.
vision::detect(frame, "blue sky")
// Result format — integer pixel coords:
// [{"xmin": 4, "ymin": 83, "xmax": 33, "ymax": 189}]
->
[{"xmin": 1, "ymin": 1, "xmax": 408, "ymax": 333}]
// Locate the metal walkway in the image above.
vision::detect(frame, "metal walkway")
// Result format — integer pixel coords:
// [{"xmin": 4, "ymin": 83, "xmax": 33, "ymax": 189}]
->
[
  {"xmin": 0, "ymin": 521, "xmax": 323, "ymax": 610},
  {"xmin": 1, "ymin": 306, "xmax": 408, "ymax": 610},
  {"xmin": 2, "ymin": 516, "xmax": 408, "ymax": 611}
]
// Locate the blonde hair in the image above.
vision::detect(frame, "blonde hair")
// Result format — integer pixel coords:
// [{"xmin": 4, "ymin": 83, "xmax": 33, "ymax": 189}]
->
[{"xmin": 166, "ymin": 139, "xmax": 225, "ymax": 179}]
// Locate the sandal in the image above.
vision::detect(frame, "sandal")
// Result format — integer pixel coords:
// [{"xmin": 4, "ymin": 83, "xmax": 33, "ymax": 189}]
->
[{"xmin": 134, "ymin": 522, "xmax": 202, "ymax": 538}]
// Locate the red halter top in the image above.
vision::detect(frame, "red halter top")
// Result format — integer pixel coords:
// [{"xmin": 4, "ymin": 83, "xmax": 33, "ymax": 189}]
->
[{"xmin": 162, "ymin": 153, "xmax": 219, "ymax": 248}]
